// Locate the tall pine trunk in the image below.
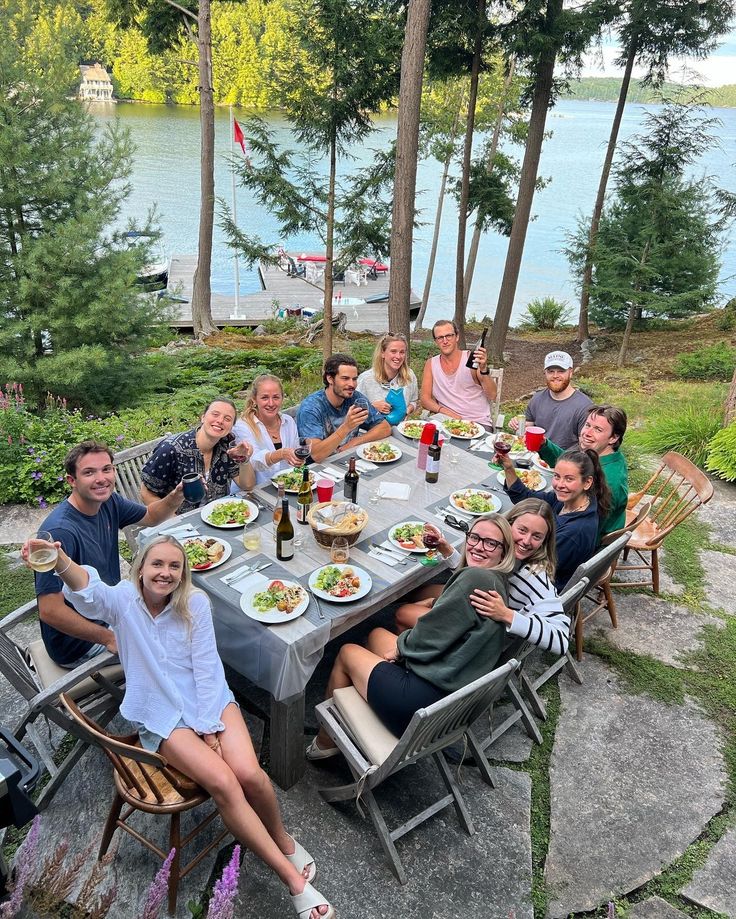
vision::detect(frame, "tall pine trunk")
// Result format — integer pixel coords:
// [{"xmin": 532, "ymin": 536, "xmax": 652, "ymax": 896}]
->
[
  {"xmin": 578, "ymin": 37, "xmax": 637, "ymax": 343},
  {"xmin": 617, "ymin": 239, "xmax": 650, "ymax": 367},
  {"xmin": 323, "ymin": 129, "xmax": 337, "ymax": 361},
  {"xmin": 487, "ymin": 0, "xmax": 561, "ymax": 366},
  {"xmin": 725, "ymin": 367, "xmax": 736, "ymax": 426},
  {"xmin": 191, "ymin": 0, "xmax": 216, "ymax": 338},
  {"xmin": 453, "ymin": 0, "xmax": 484, "ymax": 348},
  {"xmin": 463, "ymin": 58, "xmax": 516, "ymax": 310},
  {"xmin": 388, "ymin": 0, "xmax": 431, "ymax": 342},
  {"xmin": 414, "ymin": 152, "xmax": 452, "ymax": 331}
]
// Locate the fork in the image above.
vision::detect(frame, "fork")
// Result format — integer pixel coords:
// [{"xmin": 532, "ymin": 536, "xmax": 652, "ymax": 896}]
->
[
  {"xmin": 306, "ymin": 586, "xmax": 326, "ymax": 620},
  {"xmin": 222, "ymin": 563, "xmax": 255, "ymax": 584},
  {"xmin": 245, "ymin": 492, "xmax": 270, "ymax": 511}
]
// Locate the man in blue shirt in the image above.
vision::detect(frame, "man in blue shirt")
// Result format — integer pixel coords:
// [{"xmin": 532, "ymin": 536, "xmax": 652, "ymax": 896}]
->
[
  {"xmin": 35, "ymin": 440, "xmax": 183, "ymax": 667},
  {"xmin": 297, "ymin": 354, "xmax": 391, "ymax": 463}
]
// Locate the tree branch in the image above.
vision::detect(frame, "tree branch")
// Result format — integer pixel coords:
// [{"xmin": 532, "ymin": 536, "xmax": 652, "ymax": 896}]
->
[{"xmin": 161, "ymin": 0, "xmax": 198, "ymax": 23}]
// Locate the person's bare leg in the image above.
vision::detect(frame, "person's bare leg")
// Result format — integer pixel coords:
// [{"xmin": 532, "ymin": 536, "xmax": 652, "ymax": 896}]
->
[
  {"xmin": 161, "ymin": 728, "xmax": 328, "ymax": 917},
  {"xmin": 366, "ymin": 626, "xmax": 399, "ymax": 659},
  {"xmin": 313, "ymin": 643, "xmax": 382, "ymax": 750},
  {"xmin": 395, "ymin": 600, "xmax": 433, "ymax": 632}
]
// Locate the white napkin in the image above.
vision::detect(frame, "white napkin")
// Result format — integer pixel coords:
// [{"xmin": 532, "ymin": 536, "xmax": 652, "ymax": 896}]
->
[
  {"xmin": 231, "ymin": 572, "xmax": 270, "ymax": 595},
  {"xmin": 369, "ymin": 548, "xmax": 399, "ymax": 566},
  {"xmin": 355, "ymin": 459, "xmax": 377, "ymax": 473},
  {"xmin": 321, "ymin": 465, "xmax": 346, "ymax": 482},
  {"xmin": 376, "ymin": 482, "xmax": 411, "ymax": 501},
  {"xmin": 138, "ymin": 523, "xmax": 199, "ymax": 543}
]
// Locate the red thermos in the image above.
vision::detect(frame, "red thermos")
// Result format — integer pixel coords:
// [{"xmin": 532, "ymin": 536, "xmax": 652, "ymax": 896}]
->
[{"xmin": 416, "ymin": 423, "xmax": 436, "ymax": 471}]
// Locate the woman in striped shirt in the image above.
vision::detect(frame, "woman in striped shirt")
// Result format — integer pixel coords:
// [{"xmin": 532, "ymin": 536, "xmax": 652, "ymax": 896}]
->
[{"xmin": 395, "ymin": 498, "xmax": 569, "ymax": 657}]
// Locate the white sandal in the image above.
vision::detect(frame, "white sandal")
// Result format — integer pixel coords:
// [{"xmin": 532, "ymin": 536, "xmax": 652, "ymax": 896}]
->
[
  {"xmin": 291, "ymin": 881, "xmax": 335, "ymax": 919},
  {"xmin": 285, "ymin": 834, "xmax": 316, "ymax": 883}
]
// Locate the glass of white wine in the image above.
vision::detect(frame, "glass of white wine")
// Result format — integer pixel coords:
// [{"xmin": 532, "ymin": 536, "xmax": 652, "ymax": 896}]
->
[
  {"xmin": 28, "ymin": 530, "xmax": 58, "ymax": 573},
  {"xmin": 330, "ymin": 537, "xmax": 349, "ymax": 564},
  {"xmin": 243, "ymin": 527, "xmax": 262, "ymax": 552}
]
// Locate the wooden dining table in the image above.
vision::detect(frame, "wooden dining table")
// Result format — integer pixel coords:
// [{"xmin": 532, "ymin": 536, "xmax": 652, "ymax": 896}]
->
[{"xmin": 160, "ymin": 419, "xmax": 541, "ymax": 789}]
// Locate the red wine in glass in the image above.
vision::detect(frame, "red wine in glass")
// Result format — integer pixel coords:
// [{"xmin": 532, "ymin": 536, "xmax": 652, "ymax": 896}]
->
[
  {"xmin": 494, "ymin": 441, "xmax": 511, "ymax": 458},
  {"xmin": 423, "ymin": 531, "xmax": 440, "ymax": 549}
]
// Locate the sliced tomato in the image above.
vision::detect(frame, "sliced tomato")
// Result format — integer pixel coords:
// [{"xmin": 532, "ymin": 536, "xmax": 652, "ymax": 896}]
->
[
  {"xmin": 193, "ymin": 561, "xmax": 212, "ymax": 570},
  {"xmin": 269, "ymin": 580, "xmax": 286, "ymax": 590},
  {"xmin": 397, "ymin": 540, "xmax": 415, "ymax": 550}
]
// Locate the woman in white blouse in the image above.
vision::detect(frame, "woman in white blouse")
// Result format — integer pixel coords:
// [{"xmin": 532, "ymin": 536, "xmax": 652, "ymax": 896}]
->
[
  {"xmin": 356, "ymin": 333, "xmax": 419, "ymax": 425},
  {"xmin": 232, "ymin": 374, "xmax": 301, "ymax": 487},
  {"xmin": 23, "ymin": 534, "xmax": 334, "ymax": 919}
]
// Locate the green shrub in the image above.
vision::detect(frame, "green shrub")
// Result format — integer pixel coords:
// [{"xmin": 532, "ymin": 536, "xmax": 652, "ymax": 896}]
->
[
  {"xmin": 715, "ymin": 298, "xmax": 736, "ymax": 331},
  {"xmin": 706, "ymin": 422, "xmax": 736, "ymax": 481},
  {"xmin": 674, "ymin": 342, "xmax": 736, "ymax": 381},
  {"xmin": 639, "ymin": 406, "xmax": 722, "ymax": 468},
  {"xmin": 518, "ymin": 297, "xmax": 571, "ymax": 330}
]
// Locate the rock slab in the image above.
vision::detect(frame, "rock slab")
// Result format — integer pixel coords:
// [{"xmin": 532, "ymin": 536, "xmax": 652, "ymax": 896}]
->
[
  {"xmin": 682, "ymin": 826, "xmax": 736, "ymax": 917},
  {"xmin": 701, "ymin": 548, "xmax": 736, "ymax": 615},
  {"xmin": 628, "ymin": 896, "xmax": 690, "ymax": 919},
  {"xmin": 545, "ymin": 657, "xmax": 726, "ymax": 918}
]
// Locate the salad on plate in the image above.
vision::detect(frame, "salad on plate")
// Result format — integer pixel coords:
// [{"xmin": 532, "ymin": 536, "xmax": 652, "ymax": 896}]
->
[
  {"xmin": 449, "ymin": 489, "xmax": 502, "ymax": 515},
  {"xmin": 182, "ymin": 537, "xmax": 229, "ymax": 570},
  {"xmin": 201, "ymin": 498, "xmax": 254, "ymax": 527},
  {"xmin": 359, "ymin": 442, "xmax": 401, "ymax": 463},
  {"xmin": 442, "ymin": 419, "xmax": 484, "ymax": 439},
  {"xmin": 389, "ymin": 522, "xmax": 427, "ymax": 552},
  {"xmin": 311, "ymin": 565, "xmax": 368, "ymax": 601},
  {"xmin": 271, "ymin": 468, "xmax": 315, "ymax": 492},
  {"xmin": 252, "ymin": 580, "xmax": 306, "ymax": 614}
]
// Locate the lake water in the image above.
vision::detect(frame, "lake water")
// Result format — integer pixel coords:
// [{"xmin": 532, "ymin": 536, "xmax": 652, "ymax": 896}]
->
[{"xmin": 93, "ymin": 99, "xmax": 736, "ymax": 325}]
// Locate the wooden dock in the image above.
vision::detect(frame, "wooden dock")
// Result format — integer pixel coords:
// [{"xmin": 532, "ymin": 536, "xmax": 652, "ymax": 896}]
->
[{"xmin": 165, "ymin": 255, "xmax": 420, "ymax": 333}]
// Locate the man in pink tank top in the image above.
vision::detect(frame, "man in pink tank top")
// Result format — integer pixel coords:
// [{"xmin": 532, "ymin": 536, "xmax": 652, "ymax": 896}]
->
[{"xmin": 420, "ymin": 319, "xmax": 497, "ymax": 427}]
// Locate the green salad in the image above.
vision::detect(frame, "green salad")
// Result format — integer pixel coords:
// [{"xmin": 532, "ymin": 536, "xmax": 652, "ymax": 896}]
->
[
  {"xmin": 443, "ymin": 419, "xmax": 480, "ymax": 437},
  {"xmin": 206, "ymin": 501, "xmax": 250, "ymax": 526},
  {"xmin": 313, "ymin": 565, "xmax": 361, "ymax": 598},
  {"xmin": 272, "ymin": 467, "xmax": 312, "ymax": 491},
  {"xmin": 451, "ymin": 490, "xmax": 496, "ymax": 513},
  {"xmin": 401, "ymin": 422, "xmax": 425, "ymax": 439},
  {"xmin": 252, "ymin": 580, "xmax": 305, "ymax": 614}
]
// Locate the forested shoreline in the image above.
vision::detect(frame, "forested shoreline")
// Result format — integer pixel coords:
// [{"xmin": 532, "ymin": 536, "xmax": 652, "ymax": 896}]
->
[{"xmin": 563, "ymin": 76, "xmax": 736, "ymax": 108}]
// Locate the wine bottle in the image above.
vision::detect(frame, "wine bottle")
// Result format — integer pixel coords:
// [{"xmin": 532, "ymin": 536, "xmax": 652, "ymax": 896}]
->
[
  {"xmin": 276, "ymin": 498, "xmax": 294, "ymax": 561},
  {"xmin": 465, "ymin": 327, "xmax": 488, "ymax": 369},
  {"xmin": 272, "ymin": 481, "xmax": 285, "ymax": 538},
  {"xmin": 416, "ymin": 422, "xmax": 436, "ymax": 472},
  {"xmin": 344, "ymin": 456, "xmax": 359, "ymax": 503},
  {"xmin": 295, "ymin": 437, "xmax": 311, "ymax": 465},
  {"xmin": 296, "ymin": 467, "xmax": 312, "ymax": 525},
  {"xmin": 425, "ymin": 431, "xmax": 441, "ymax": 483}
]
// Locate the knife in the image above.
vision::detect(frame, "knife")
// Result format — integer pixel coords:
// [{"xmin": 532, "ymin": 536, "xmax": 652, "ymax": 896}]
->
[{"xmin": 370, "ymin": 543, "xmax": 409, "ymax": 565}]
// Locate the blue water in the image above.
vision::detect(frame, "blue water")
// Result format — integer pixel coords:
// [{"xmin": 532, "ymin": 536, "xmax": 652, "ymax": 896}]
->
[{"xmin": 93, "ymin": 98, "xmax": 736, "ymax": 324}]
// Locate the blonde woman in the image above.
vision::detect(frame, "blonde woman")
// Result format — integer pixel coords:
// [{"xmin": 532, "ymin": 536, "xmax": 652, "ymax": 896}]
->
[
  {"xmin": 356, "ymin": 333, "xmax": 418, "ymax": 425},
  {"xmin": 232, "ymin": 374, "xmax": 301, "ymax": 486},
  {"xmin": 22, "ymin": 534, "xmax": 334, "ymax": 919}
]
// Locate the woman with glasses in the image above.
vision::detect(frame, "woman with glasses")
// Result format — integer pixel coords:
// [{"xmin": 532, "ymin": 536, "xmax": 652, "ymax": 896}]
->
[
  {"xmin": 306, "ymin": 515, "xmax": 515, "ymax": 757},
  {"xmin": 419, "ymin": 319, "xmax": 496, "ymax": 427},
  {"xmin": 395, "ymin": 500, "xmax": 570, "ymax": 657},
  {"xmin": 357, "ymin": 333, "xmax": 418, "ymax": 425}
]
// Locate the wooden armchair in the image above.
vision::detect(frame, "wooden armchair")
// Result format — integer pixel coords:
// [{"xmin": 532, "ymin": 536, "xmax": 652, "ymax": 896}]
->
[
  {"xmin": 60, "ymin": 694, "xmax": 230, "ymax": 916},
  {"xmin": 113, "ymin": 437, "xmax": 164, "ymax": 550},
  {"xmin": 612, "ymin": 452, "xmax": 713, "ymax": 593}
]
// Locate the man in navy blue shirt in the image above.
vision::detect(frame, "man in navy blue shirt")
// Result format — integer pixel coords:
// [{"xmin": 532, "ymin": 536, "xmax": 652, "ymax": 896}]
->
[
  {"xmin": 35, "ymin": 440, "xmax": 183, "ymax": 667},
  {"xmin": 297, "ymin": 354, "xmax": 391, "ymax": 463}
]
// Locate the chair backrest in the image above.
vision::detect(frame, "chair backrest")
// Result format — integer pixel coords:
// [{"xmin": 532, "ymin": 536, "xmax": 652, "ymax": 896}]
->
[
  {"xmin": 563, "ymin": 533, "xmax": 631, "ymax": 594},
  {"xmin": 558, "ymin": 575, "xmax": 591, "ymax": 616},
  {"xmin": 378, "ymin": 659, "xmax": 518, "ymax": 779},
  {"xmin": 601, "ymin": 500, "xmax": 651, "ymax": 546},
  {"xmin": 487, "ymin": 368, "xmax": 504, "ymax": 429},
  {"xmin": 60, "ymin": 693, "xmax": 199, "ymax": 803},
  {"xmin": 113, "ymin": 437, "xmax": 164, "ymax": 502},
  {"xmin": 629, "ymin": 452, "xmax": 713, "ymax": 547},
  {"xmin": 0, "ymin": 612, "xmax": 42, "ymax": 701}
]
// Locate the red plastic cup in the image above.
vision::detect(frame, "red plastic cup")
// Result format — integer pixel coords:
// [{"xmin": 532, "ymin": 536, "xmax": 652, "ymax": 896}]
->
[
  {"xmin": 525, "ymin": 426, "xmax": 546, "ymax": 452},
  {"xmin": 316, "ymin": 479, "xmax": 334, "ymax": 503}
]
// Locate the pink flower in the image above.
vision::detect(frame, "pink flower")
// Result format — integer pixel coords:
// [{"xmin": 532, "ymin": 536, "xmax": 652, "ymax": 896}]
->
[
  {"xmin": 206, "ymin": 845, "xmax": 241, "ymax": 919},
  {"xmin": 0, "ymin": 815, "xmax": 41, "ymax": 917},
  {"xmin": 141, "ymin": 848, "xmax": 175, "ymax": 919}
]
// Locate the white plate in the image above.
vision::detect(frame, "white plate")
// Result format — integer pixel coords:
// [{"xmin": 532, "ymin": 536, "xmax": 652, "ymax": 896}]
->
[
  {"xmin": 442, "ymin": 420, "xmax": 485, "ymax": 440},
  {"xmin": 240, "ymin": 579, "xmax": 309, "ymax": 624},
  {"xmin": 486, "ymin": 433, "xmax": 528, "ymax": 456},
  {"xmin": 449, "ymin": 489, "xmax": 502, "ymax": 516},
  {"xmin": 308, "ymin": 564, "xmax": 373, "ymax": 603},
  {"xmin": 271, "ymin": 470, "xmax": 317, "ymax": 493},
  {"xmin": 388, "ymin": 520, "xmax": 429, "ymax": 553},
  {"xmin": 200, "ymin": 497, "xmax": 259, "ymax": 528},
  {"xmin": 532, "ymin": 456, "xmax": 552, "ymax": 475},
  {"xmin": 496, "ymin": 470, "xmax": 546, "ymax": 492},
  {"xmin": 396, "ymin": 420, "xmax": 450, "ymax": 441},
  {"xmin": 182, "ymin": 537, "xmax": 232, "ymax": 572},
  {"xmin": 357, "ymin": 442, "xmax": 402, "ymax": 463}
]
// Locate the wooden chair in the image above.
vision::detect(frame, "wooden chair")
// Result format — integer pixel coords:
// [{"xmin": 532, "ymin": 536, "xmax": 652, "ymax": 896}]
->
[
  {"xmin": 612, "ymin": 452, "xmax": 713, "ymax": 593},
  {"xmin": 0, "ymin": 600, "xmax": 124, "ymax": 809},
  {"xmin": 113, "ymin": 437, "xmax": 164, "ymax": 551},
  {"xmin": 314, "ymin": 659, "xmax": 518, "ymax": 884},
  {"xmin": 572, "ymin": 503, "xmax": 651, "ymax": 659},
  {"xmin": 60, "ymin": 694, "xmax": 230, "ymax": 916},
  {"xmin": 511, "ymin": 576, "xmax": 591, "ymax": 722}
]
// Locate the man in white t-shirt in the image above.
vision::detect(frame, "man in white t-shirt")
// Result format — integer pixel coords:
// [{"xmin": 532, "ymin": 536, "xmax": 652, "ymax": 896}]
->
[{"xmin": 511, "ymin": 350, "xmax": 592, "ymax": 449}]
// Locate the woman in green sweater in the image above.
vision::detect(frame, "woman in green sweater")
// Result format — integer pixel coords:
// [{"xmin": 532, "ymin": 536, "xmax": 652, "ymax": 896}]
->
[{"xmin": 307, "ymin": 514, "xmax": 516, "ymax": 757}]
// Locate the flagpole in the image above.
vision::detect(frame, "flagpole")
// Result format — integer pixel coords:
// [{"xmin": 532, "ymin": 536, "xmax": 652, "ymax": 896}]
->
[{"xmin": 229, "ymin": 105, "xmax": 241, "ymax": 319}]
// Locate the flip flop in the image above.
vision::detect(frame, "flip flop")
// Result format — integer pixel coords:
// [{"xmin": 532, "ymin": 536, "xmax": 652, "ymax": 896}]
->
[
  {"xmin": 305, "ymin": 737, "xmax": 339, "ymax": 761},
  {"xmin": 286, "ymin": 834, "xmax": 316, "ymax": 883},
  {"xmin": 291, "ymin": 881, "xmax": 335, "ymax": 919}
]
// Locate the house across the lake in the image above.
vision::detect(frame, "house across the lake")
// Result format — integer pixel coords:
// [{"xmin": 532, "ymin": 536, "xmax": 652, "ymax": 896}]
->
[{"xmin": 78, "ymin": 63, "xmax": 113, "ymax": 102}]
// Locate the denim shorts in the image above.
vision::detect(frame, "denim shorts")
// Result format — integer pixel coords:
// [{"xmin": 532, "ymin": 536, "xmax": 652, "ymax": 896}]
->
[{"xmin": 135, "ymin": 692, "xmax": 237, "ymax": 752}]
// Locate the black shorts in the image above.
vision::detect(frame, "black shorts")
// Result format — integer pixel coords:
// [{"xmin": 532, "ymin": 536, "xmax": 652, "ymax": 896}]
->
[{"xmin": 366, "ymin": 661, "xmax": 446, "ymax": 738}]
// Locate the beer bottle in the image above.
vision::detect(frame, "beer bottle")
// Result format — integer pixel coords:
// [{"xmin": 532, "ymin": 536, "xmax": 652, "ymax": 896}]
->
[{"xmin": 465, "ymin": 327, "xmax": 488, "ymax": 369}]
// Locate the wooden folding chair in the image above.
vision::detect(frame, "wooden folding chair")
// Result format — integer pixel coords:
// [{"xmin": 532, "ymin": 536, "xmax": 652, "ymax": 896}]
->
[
  {"xmin": 0, "ymin": 600, "xmax": 124, "ymax": 809},
  {"xmin": 314, "ymin": 659, "xmax": 519, "ymax": 884},
  {"xmin": 60, "ymin": 694, "xmax": 230, "ymax": 916},
  {"xmin": 612, "ymin": 452, "xmax": 713, "ymax": 593}
]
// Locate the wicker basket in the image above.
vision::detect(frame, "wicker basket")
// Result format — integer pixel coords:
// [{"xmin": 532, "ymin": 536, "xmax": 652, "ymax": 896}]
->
[{"xmin": 307, "ymin": 501, "xmax": 368, "ymax": 548}]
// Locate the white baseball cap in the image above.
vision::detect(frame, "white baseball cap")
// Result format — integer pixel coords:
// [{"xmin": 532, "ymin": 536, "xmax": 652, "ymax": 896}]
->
[{"xmin": 544, "ymin": 350, "xmax": 573, "ymax": 370}]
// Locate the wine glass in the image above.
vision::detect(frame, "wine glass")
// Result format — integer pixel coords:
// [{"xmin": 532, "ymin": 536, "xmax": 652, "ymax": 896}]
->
[
  {"xmin": 330, "ymin": 537, "xmax": 350, "ymax": 563},
  {"xmin": 28, "ymin": 531, "xmax": 58, "ymax": 573},
  {"xmin": 243, "ymin": 527, "xmax": 262, "ymax": 552}
]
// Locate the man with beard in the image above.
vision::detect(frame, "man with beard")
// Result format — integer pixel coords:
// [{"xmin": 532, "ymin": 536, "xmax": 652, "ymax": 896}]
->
[
  {"xmin": 512, "ymin": 351, "xmax": 592, "ymax": 449},
  {"xmin": 297, "ymin": 354, "xmax": 391, "ymax": 463}
]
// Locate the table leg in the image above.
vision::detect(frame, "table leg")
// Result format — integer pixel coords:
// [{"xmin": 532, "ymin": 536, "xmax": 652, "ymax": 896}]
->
[{"xmin": 269, "ymin": 691, "xmax": 306, "ymax": 790}]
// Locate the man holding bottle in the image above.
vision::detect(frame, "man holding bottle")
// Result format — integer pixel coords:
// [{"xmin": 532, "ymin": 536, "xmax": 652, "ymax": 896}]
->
[
  {"xmin": 297, "ymin": 354, "xmax": 391, "ymax": 463},
  {"xmin": 420, "ymin": 320, "xmax": 497, "ymax": 427}
]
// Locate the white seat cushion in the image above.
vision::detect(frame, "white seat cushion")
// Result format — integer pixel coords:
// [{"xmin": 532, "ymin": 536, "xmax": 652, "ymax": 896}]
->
[
  {"xmin": 333, "ymin": 686, "xmax": 399, "ymax": 766},
  {"xmin": 26, "ymin": 639, "xmax": 124, "ymax": 701}
]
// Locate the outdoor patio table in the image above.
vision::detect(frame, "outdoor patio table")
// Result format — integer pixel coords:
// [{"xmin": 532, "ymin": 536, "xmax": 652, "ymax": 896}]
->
[{"xmin": 157, "ymin": 420, "xmax": 526, "ymax": 789}]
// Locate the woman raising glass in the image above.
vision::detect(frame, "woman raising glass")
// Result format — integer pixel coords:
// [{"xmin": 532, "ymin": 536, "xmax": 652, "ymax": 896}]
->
[{"xmin": 356, "ymin": 333, "xmax": 419, "ymax": 425}]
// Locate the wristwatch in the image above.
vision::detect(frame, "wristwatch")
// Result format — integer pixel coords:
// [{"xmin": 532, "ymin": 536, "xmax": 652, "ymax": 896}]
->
[{"xmin": 479, "ymin": 368, "xmax": 490, "ymax": 376}]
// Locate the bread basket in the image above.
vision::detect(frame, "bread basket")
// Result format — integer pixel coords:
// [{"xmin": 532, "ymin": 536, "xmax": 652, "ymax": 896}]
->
[{"xmin": 307, "ymin": 501, "xmax": 368, "ymax": 548}]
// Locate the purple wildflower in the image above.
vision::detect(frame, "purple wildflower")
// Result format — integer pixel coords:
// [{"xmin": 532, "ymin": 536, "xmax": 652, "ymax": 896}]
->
[
  {"xmin": 34, "ymin": 456, "xmax": 42, "ymax": 464},
  {"xmin": 608, "ymin": 903, "xmax": 615, "ymax": 919},
  {"xmin": 0, "ymin": 815, "xmax": 41, "ymax": 918},
  {"xmin": 31, "ymin": 471, "xmax": 42, "ymax": 481},
  {"xmin": 36, "ymin": 496, "xmax": 47, "ymax": 509},
  {"xmin": 115, "ymin": 434, "xmax": 125, "ymax": 442},
  {"xmin": 141, "ymin": 848, "xmax": 175, "ymax": 919},
  {"xmin": 206, "ymin": 845, "xmax": 241, "ymax": 919}
]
